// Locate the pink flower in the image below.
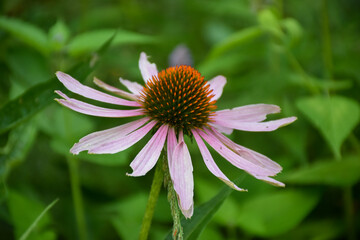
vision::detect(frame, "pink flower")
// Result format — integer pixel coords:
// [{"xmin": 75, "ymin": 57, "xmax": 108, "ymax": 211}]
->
[{"xmin": 55, "ymin": 52, "xmax": 297, "ymax": 218}]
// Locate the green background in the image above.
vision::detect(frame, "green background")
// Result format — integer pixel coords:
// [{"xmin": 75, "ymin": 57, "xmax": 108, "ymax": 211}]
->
[{"xmin": 0, "ymin": 0, "xmax": 360, "ymax": 239}]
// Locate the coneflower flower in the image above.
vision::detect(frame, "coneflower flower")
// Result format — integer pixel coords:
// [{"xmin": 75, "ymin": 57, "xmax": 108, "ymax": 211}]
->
[{"xmin": 55, "ymin": 52, "xmax": 296, "ymax": 218}]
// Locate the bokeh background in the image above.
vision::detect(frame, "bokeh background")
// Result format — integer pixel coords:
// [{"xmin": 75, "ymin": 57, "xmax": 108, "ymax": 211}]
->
[{"xmin": 1, "ymin": 0, "xmax": 360, "ymax": 239}]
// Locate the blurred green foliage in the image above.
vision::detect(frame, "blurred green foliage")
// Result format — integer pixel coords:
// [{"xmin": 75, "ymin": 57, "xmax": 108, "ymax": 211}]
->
[{"xmin": 0, "ymin": 0, "xmax": 360, "ymax": 239}]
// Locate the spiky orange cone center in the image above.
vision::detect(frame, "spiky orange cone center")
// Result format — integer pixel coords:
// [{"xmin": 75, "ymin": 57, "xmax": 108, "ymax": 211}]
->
[{"xmin": 140, "ymin": 66, "xmax": 216, "ymax": 134}]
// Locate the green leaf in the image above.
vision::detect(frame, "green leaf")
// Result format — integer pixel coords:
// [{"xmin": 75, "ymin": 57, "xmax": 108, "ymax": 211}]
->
[
  {"xmin": 283, "ymin": 155, "xmax": 360, "ymax": 186},
  {"xmin": 67, "ymin": 29, "xmax": 156, "ymax": 56},
  {"xmin": 296, "ymin": 96, "xmax": 360, "ymax": 159},
  {"xmin": 0, "ymin": 16, "xmax": 49, "ymax": 55},
  {"xmin": 206, "ymin": 26, "xmax": 263, "ymax": 60},
  {"xmin": 237, "ymin": 189, "xmax": 320, "ymax": 237},
  {"xmin": 257, "ymin": 8, "xmax": 283, "ymax": 39},
  {"xmin": 7, "ymin": 47, "xmax": 51, "ymax": 86},
  {"xmin": 281, "ymin": 18, "xmax": 303, "ymax": 48},
  {"xmin": 0, "ymin": 78, "xmax": 60, "ymax": 134},
  {"xmin": 165, "ymin": 177, "xmax": 244, "ymax": 240},
  {"xmin": 0, "ymin": 32, "xmax": 116, "ymax": 134},
  {"xmin": 48, "ymin": 20, "xmax": 70, "ymax": 51},
  {"xmin": 0, "ymin": 121, "xmax": 37, "ymax": 182}
]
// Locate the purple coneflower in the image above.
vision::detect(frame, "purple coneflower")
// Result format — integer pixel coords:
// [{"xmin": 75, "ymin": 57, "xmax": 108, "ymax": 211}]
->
[{"xmin": 55, "ymin": 52, "xmax": 296, "ymax": 218}]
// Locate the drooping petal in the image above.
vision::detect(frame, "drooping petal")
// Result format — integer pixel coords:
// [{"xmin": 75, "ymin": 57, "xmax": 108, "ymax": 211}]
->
[
  {"xmin": 119, "ymin": 78, "xmax": 144, "ymax": 95},
  {"xmin": 70, "ymin": 117, "xmax": 150, "ymax": 154},
  {"xmin": 207, "ymin": 75, "xmax": 226, "ymax": 101},
  {"xmin": 139, "ymin": 52, "xmax": 158, "ymax": 83},
  {"xmin": 191, "ymin": 129, "xmax": 246, "ymax": 191},
  {"xmin": 167, "ymin": 127, "xmax": 177, "ymax": 177},
  {"xmin": 171, "ymin": 131, "xmax": 194, "ymax": 218},
  {"xmin": 197, "ymin": 129, "xmax": 278, "ymax": 177},
  {"xmin": 253, "ymin": 175, "xmax": 285, "ymax": 187},
  {"xmin": 215, "ymin": 104, "xmax": 281, "ymax": 122},
  {"xmin": 127, "ymin": 124, "xmax": 168, "ymax": 176},
  {"xmin": 55, "ymin": 91, "xmax": 144, "ymax": 118},
  {"xmin": 56, "ymin": 71, "xmax": 140, "ymax": 107},
  {"xmin": 213, "ymin": 116, "xmax": 297, "ymax": 132},
  {"xmin": 211, "ymin": 128, "xmax": 282, "ymax": 174},
  {"xmin": 87, "ymin": 120, "xmax": 157, "ymax": 154},
  {"xmin": 93, "ymin": 77, "xmax": 138, "ymax": 101}
]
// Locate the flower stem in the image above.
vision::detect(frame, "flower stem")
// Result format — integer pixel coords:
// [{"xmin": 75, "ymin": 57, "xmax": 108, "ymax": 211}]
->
[
  {"xmin": 162, "ymin": 152, "xmax": 183, "ymax": 240},
  {"xmin": 343, "ymin": 186, "xmax": 356, "ymax": 240},
  {"xmin": 321, "ymin": 0, "xmax": 333, "ymax": 80},
  {"xmin": 139, "ymin": 157, "xmax": 164, "ymax": 240},
  {"xmin": 67, "ymin": 156, "xmax": 88, "ymax": 240},
  {"xmin": 62, "ymin": 109, "xmax": 88, "ymax": 240}
]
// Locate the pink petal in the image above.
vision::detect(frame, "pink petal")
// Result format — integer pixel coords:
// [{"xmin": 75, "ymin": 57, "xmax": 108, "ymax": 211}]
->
[
  {"xmin": 55, "ymin": 91, "xmax": 144, "ymax": 118},
  {"xmin": 93, "ymin": 77, "xmax": 138, "ymax": 101},
  {"xmin": 207, "ymin": 75, "xmax": 226, "ymax": 101},
  {"xmin": 70, "ymin": 117, "xmax": 150, "ymax": 154},
  {"xmin": 209, "ymin": 123, "xmax": 233, "ymax": 135},
  {"xmin": 167, "ymin": 127, "xmax": 177, "ymax": 177},
  {"xmin": 139, "ymin": 52, "xmax": 158, "ymax": 83},
  {"xmin": 211, "ymin": 128, "xmax": 282, "ymax": 174},
  {"xmin": 171, "ymin": 131, "xmax": 194, "ymax": 218},
  {"xmin": 196, "ymin": 129, "xmax": 277, "ymax": 177},
  {"xmin": 213, "ymin": 116, "xmax": 297, "ymax": 132},
  {"xmin": 86, "ymin": 120, "xmax": 157, "ymax": 154},
  {"xmin": 127, "ymin": 124, "xmax": 168, "ymax": 176},
  {"xmin": 56, "ymin": 71, "xmax": 140, "ymax": 107},
  {"xmin": 215, "ymin": 104, "xmax": 281, "ymax": 122},
  {"xmin": 253, "ymin": 175, "xmax": 285, "ymax": 187},
  {"xmin": 119, "ymin": 78, "xmax": 144, "ymax": 95},
  {"xmin": 191, "ymin": 130, "xmax": 246, "ymax": 191}
]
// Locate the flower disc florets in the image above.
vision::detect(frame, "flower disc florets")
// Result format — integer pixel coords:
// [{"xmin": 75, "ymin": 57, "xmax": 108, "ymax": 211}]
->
[{"xmin": 140, "ymin": 65, "xmax": 216, "ymax": 134}]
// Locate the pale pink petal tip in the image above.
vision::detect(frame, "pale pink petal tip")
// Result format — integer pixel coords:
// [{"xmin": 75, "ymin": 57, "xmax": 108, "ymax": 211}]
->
[
  {"xmin": 55, "ymin": 91, "xmax": 144, "ymax": 118},
  {"xmin": 55, "ymin": 71, "xmax": 140, "ymax": 107},
  {"xmin": 208, "ymin": 75, "xmax": 226, "ymax": 101},
  {"xmin": 119, "ymin": 78, "xmax": 144, "ymax": 95},
  {"xmin": 169, "ymin": 131, "xmax": 194, "ymax": 218},
  {"xmin": 93, "ymin": 77, "xmax": 138, "ymax": 101},
  {"xmin": 139, "ymin": 52, "xmax": 158, "ymax": 83},
  {"xmin": 54, "ymin": 90, "xmax": 68, "ymax": 99},
  {"xmin": 181, "ymin": 205, "xmax": 194, "ymax": 219},
  {"xmin": 214, "ymin": 116, "xmax": 297, "ymax": 132},
  {"xmin": 255, "ymin": 175, "xmax": 285, "ymax": 187},
  {"xmin": 215, "ymin": 104, "xmax": 282, "ymax": 122},
  {"xmin": 69, "ymin": 117, "xmax": 150, "ymax": 155}
]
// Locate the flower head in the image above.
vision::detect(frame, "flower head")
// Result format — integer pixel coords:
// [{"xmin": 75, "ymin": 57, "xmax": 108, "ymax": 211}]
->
[{"xmin": 55, "ymin": 52, "xmax": 296, "ymax": 218}]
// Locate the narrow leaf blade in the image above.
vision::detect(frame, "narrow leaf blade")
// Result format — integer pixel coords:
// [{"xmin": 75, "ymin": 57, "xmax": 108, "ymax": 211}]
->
[{"xmin": 165, "ymin": 177, "xmax": 244, "ymax": 240}]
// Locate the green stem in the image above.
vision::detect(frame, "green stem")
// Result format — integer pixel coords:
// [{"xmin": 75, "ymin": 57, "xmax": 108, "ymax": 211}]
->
[
  {"xmin": 62, "ymin": 108, "xmax": 88, "ymax": 240},
  {"xmin": 139, "ymin": 158, "xmax": 164, "ymax": 240},
  {"xmin": 343, "ymin": 186, "xmax": 356, "ymax": 240},
  {"xmin": 162, "ymin": 152, "xmax": 183, "ymax": 240},
  {"xmin": 67, "ymin": 156, "xmax": 88, "ymax": 240},
  {"xmin": 321, "ymin": 0, "xmax": 333, "ymax": 80}
]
